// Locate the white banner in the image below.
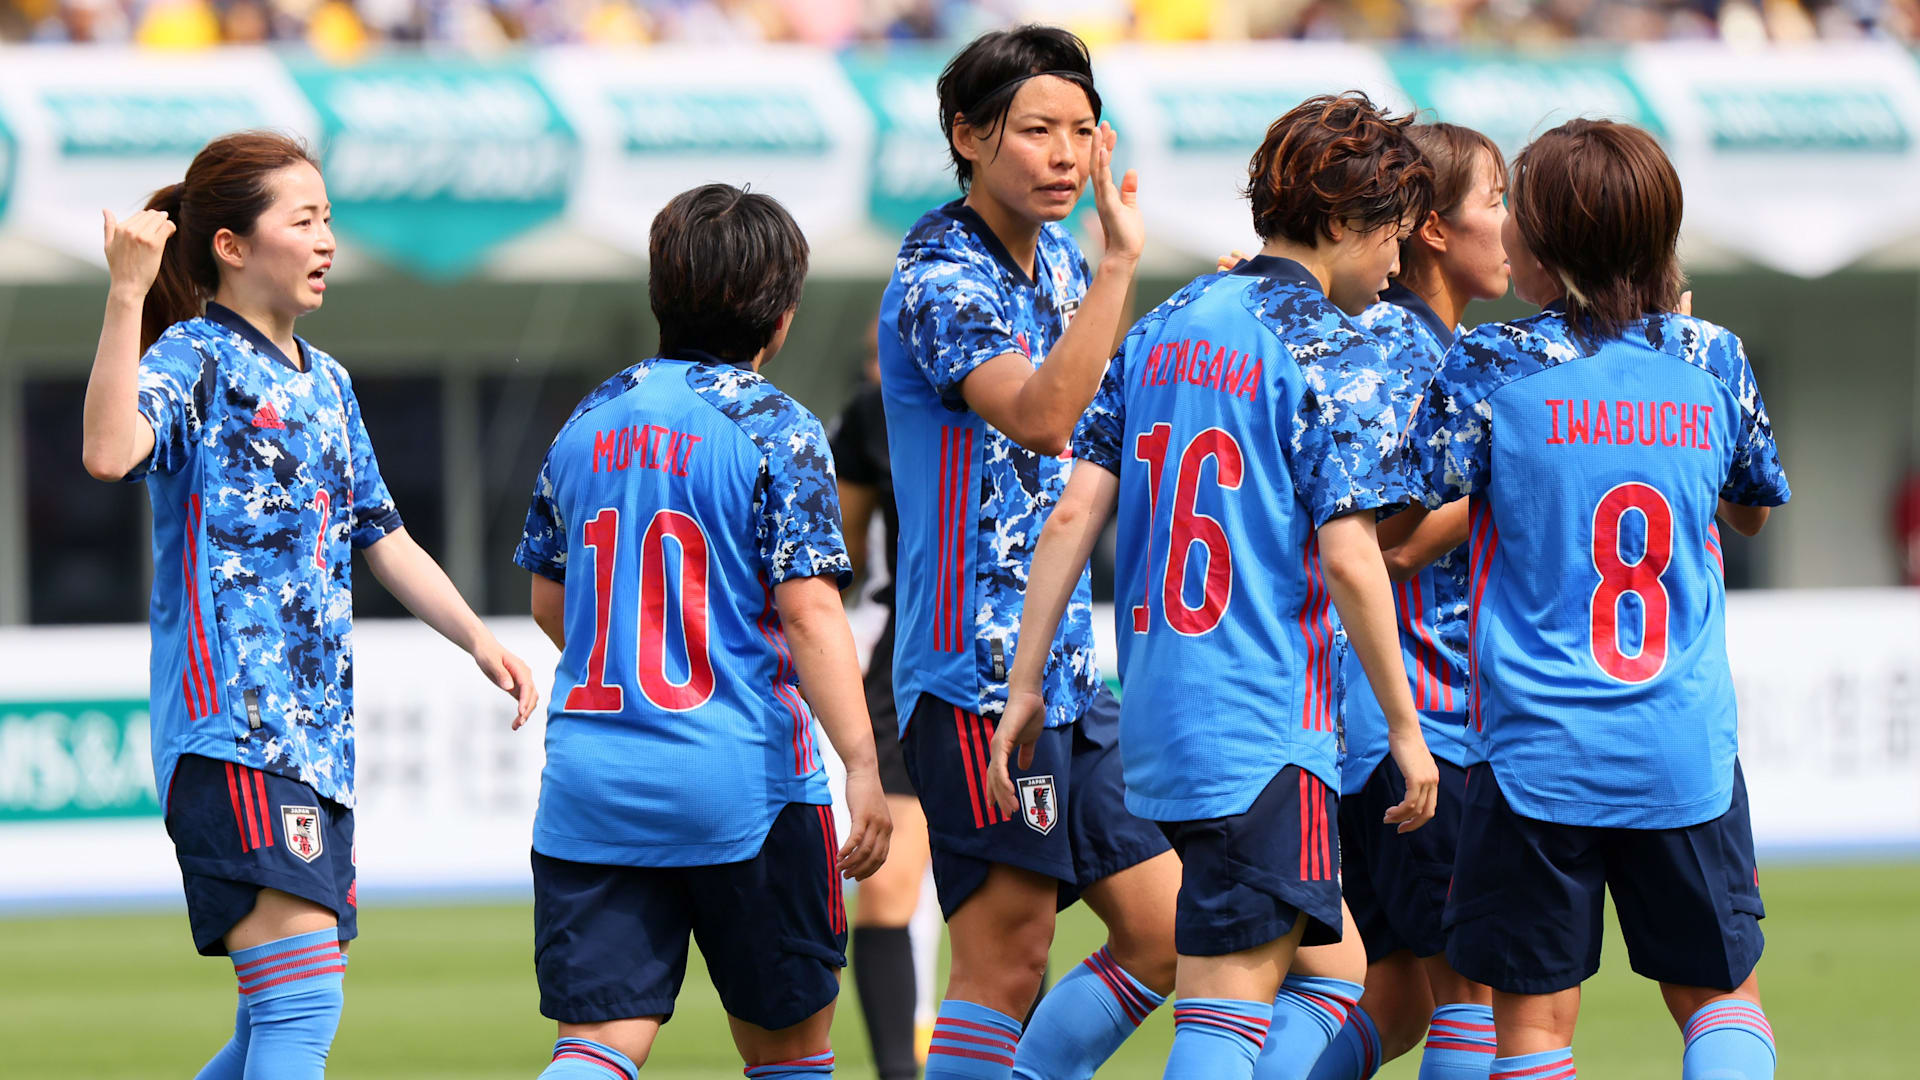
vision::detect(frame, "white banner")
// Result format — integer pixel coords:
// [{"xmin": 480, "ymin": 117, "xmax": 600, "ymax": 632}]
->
[{"xmin": 1, "ymin": 590, "xmax": 1914, "ymax": 905}]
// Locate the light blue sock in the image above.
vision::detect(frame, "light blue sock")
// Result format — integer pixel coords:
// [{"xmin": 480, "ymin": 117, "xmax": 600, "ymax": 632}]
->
[
  {"xmin": 1682, "ymin": 1000, "xmax": 1775, "ymax": 1080},
  {"xmin": 1418, "ymin": 1003, "xmax": 1496, "ymax": 1079},
  {"xmin": 540, "ymin": 1037, "xmax": 638, "ymax": 1079},
  {"xmin": 1304, "ymin": 1004, "xmax": 1384, "ymax": 1080},
  {"xmin": 193, "ymin": 995, "xmax": 250, "ymax": 1080},
  {"xmin": 1489, "ymin": 1047, "xmax": 1575, "ymax": 1080},
  {"xmin": 233, "ymin": 928, "xmax": 346, "ymax": 1080},
  {"xmin": 1013, "ymin": 945, "xmax": 1166, "ymax": 1079},
  {"xmin": 926, "ymin": 999, "xmax": 1022, "ymax": 1080},
  {"xmin": 1166, "ymin": 998, "xmax": 1272, "ymax": 1080},
  {"xmin": 744, "ymin": 1049, "xmax": 835, "ymax": 1077},
  {"xmin": 1254, "ymin": 976, "xmax": 1364, "ymax": 1080}
]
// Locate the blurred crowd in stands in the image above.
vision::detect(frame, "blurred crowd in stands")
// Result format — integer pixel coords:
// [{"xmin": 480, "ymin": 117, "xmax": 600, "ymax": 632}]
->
[{"xmin": 1, "ymin": 0, "xmax": 1913, "ymax": 51}]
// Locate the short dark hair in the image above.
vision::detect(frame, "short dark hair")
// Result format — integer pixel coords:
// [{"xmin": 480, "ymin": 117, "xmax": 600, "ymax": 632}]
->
[
  {"xmin": 938, "ymin": 24, "xmax": 1100, "ymax": 192},
  {"xmin": 648, "ymin": 183, "xmax": 809, "ymax": 364},
  {"xmin": 1509, "ymin": 119, "xmax": 1684, "ymax": 344},
  {"xmin": 1245, "ymin": 93, "xmax": 1433, "ymax": 247}
]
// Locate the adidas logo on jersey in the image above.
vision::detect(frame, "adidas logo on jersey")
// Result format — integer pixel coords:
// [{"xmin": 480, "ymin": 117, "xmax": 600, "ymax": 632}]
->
[{"xmin": 252, "ymin": 402, "xmax": 286, "ymax": 430}]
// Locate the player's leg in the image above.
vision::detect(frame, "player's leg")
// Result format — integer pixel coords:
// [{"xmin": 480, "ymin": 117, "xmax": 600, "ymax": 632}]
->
[
  {"xmin": 1303, "ymin": 786, "xmax": 1414, "ymax": 1080},
  {"xmin": 1168, "ymin": 922, "xmax": 1307, "ymax": 1079},
  {"xmin": 853, "ymin": 794, "xmax": 931, "ymax": 1080},
  {"xmin": 731, "ymin": 1005, "xmax": 839, "ymax": 1078},
  {"xmin": 1253, "ymin": 770, "xmax": 1362, "ymax": 1080},
  {"xmin": 531, "ymin": 852, "xmax": 691, "ymax": 1077},
  {"xmin": 1443, "ymin": 769, "xmax": 1600, "ymax": 1080},
  {"xmin": 1014, "ymin": 690, "xmax": 1178, "ymax": 1080},
  {"xmin": 1607, "ymin": 763, "xmax": 1772, "ymax": 1080},
  {"xmin": 1414, "ymin": 954, "xmax": 1495, "ymax": 1080},
  {"xmin": 1391, "ymin": 759, "xmax": 1493, "ymax": 1080}
]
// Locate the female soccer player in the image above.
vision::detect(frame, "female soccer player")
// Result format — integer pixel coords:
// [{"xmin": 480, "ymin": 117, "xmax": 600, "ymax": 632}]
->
[
  {"xmin": 1300, "ymin": 123, "xmax": 1512, "ymax": 1080},
  {"xmin": 989, "ymin": 93, "xmax": 1440, "ymax": 1080},
  {"xmin": 82, "ymin": 131, "xmax": 537, "ymax": 1079},
  {"xmin": 879, "ymin": 25, "xmax": 1182, "ymax": 1080},
  {"xmin": 1411, "ymin": 119, "xmax": 1787, "ymax": 1080}
]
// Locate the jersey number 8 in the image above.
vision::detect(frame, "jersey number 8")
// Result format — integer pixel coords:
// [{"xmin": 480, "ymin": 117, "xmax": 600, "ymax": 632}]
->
[
  {"xmin": 1589, "ymin": 482, "xmax": 1674, "ymax": 684},
  {"xmin": 567, "ymin": 507, "xmax": 717, "ymax": 713},
  {"xmin": 1132, "ymin": 423, "xmax": 1244, "ymax": 636}
]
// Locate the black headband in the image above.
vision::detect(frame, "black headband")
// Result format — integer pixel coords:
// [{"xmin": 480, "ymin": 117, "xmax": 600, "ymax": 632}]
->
[{"xmin": 961, "ymin": 69, "xmax": 1101, "ymax": 125}]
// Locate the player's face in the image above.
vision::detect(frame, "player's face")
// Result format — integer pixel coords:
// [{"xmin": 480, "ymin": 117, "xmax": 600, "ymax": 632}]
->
[
  {"xmin": 1501, "ymin": 207, "xmax": 1561, "ymax": 308},
  {"xmin": 959, "ymin": 75, "xmax": 1098, "ymax": 225},
  {"xmin": 1445, "ymin": 151, "xmax": 1511, "ymax": 302},
  {"xmin": 229, "ymin": 162, "xmax": 335, "ymax": 318},
  {"xmin": 1327, "ymin": 218, "xmax": 1407, "ymax": 316}
]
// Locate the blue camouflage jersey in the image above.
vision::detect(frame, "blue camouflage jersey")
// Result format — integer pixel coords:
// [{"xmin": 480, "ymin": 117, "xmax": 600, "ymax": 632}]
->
[
  {"xmin": 1411, "ymin": 307, "xmax": 1790, "ymax": 829},
  {"xmin": 1073, "ymin": 256, "xmax": 1410, "ymax": 822},
  {"xmin": 130, "ymin": 302, "xmax": 402, "ymax": 810},
  {"xmin": 515, "ymin": 352, "xmax": 851, "ymax": 867},
  {"xmin": 1338, "ymin": 284, "xmax": 1476, "ymax": 795},
  {"xmin": 878, "ymin": 200, "xmax": 1098, "ymax": 731}
]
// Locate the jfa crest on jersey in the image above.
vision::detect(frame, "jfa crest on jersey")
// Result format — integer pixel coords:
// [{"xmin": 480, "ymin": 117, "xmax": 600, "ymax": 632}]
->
[
  {"xmin": 516, "ymin": 353, "xmax": 850, "ymax": 868},
  {"xmin": 1338, "ymin": 287, "xmax": 1476, "ymax": 795},
  {"xmin": 1017, "ymin": 775, "xmax": 1059, "ymax": 835},
  {"xmin": 878, "ymin": 200, "xmax": 1099, "ymax": 732},
  {"xmin": 282, "ymin": 805, "xmax": 324, "ymax": 863},
  {"xmin": 1074, "ymin": 257, "xmax": 1409, "ymax": 822},
  {"xmin": 1411, "ymin": 307, "xmax": 1789, "ymax": 829},
  {"xmin": 131, "ymin": 303, "xmax": 402, "ymax": 810}
]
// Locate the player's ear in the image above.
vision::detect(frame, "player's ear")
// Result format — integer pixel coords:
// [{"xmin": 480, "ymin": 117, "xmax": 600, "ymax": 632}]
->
[
  {"xmin": 212, "ymin": 227, "xmax": 246, "ymax": 272},
  {"xmin": 951, "ymin": 115, "xmax": 981, "ymax": 164},
  {"xmin": 1416, "ymin": 209, "xmax": 1447, "ymax": 254}
]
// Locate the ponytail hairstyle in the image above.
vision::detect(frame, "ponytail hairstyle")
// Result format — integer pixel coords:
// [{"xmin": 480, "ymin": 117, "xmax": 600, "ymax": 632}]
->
[
  {"xmin": 1397, "ymin": 122, "xmax": 1505, "ymax": 294},
  {"xmin": 141, "ymin": 131, "xmax": 321, "ymax": 352},
  {"xmin": 1508, "ymin": 119, "xmax": 1684, "ymax": 345}
]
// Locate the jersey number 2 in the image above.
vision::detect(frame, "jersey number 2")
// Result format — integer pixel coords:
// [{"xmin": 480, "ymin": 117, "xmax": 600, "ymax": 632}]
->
[
  {"xmin": 567, "ymin": 507, "xmax": 717, "ymax": 713},
  {"xmin": 1589, "ymin": 482, "xmax": 1673, "ymax": 683},
  {"xmin": 1132, "ymin": 423, "xmax": 1244, "ymax": 636}
]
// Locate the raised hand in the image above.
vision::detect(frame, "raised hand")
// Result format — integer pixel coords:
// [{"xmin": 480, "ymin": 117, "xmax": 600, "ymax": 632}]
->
[
  {"xmin": 1089, "ymin": 121, "xmax": 1143, "ymax": 265},
  {"xmin": 102, "ymin": 208, "xmax": 176, "ymax": 296}
]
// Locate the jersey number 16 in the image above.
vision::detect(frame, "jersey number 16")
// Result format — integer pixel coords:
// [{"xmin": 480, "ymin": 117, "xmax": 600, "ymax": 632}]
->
[{"xmin": 1132, "ymin": 423, "xmax": 1244, "ymax": 637}]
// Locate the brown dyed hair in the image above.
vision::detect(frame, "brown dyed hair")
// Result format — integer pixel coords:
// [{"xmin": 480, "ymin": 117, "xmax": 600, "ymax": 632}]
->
[
  {"xmin": 1398, "ymin": 122, "xmax": 1505, "ymax": 292},
  {"xmin": 1246, "ymin": 93, "xmax": 1433, "ymax": 247},
  {"xmin": 1509, "ymin": 118, "xmax": 1684, "ymax": 343},
  {"xmin": 142, "ymin": 131, "xmax": 321, "ymax": 351},
  {"xmin": 649, "ymin": 183, "xmax": 809, "ymax": 365}
]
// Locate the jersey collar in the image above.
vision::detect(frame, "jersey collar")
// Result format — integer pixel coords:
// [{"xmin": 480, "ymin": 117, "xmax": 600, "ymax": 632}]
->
[
  {"xmin": 205, "ymin": 301, "xmax": 308, "ymax": 373},
  {"xmin": 1379, "ymin": 282, "xmax": 1455, "ymax": 346},
  {"xmin": 943, "ymin": 199, "xmax": 1036, "ymax": 289},
  {"xmin": 1228, "ymin": 255, "xmax": 1322, "ymax": 294},
  {"xmin": 661, "ymin": 347, "xmax": 753, "ymax": 369}
]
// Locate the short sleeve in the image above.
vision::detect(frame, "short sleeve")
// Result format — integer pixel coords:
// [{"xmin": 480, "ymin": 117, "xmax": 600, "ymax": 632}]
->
[
  {"xmin": 127, "ymin": 336, "xmax": 205, "ymax": 481},
  {"xmin": 333, "ymin": 367, "xmax": 403, "ymax": 548},
  {"xmin": 1409, "ymin": 338, "xmax": 1496, "ymax": 509},
  {"xmin": 762, "ymin": 412, "xmax": 854, "ymax": 588},
  {"xmin": 1720, "ymin": 343, "xmax": 1791, "ymax": 507},
  {"xmin": 513, "ymin": 451, "xmax": 568, "ymax": 582},
  {"xmin": 1070, "ymin": 347, "xmax": 1127, "ymax": 475},
  {"xmin": 899, "ymin": 254, "xmax": 1023, "ymax": 410},
  {"xmin": 1289, "ymin": 330, "xmax": 1410, "ymax": 528}
]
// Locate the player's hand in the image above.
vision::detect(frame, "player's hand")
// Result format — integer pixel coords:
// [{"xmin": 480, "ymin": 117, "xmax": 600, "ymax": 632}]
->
[
  {"xmin": 839, "ymin": 767, "xmax": 892, "ymax": 881},
  {"xmin": 1089, "ymin": 122, "xmax": 1144, "ymax": 265},
  {"xmin": 1384, "ymin": 728, "xmax": 1439, "ymax": 833},
  {"xmin": 1216, "ymin": 249, "xmax": 1249, "ymax": 272},
  {"xmin": 102, "ymin": 209, "xmax": 175, "ymax": 295},
  {"xmin": 474, "ymin": 638, "xmax": 540, "ymax": 730},
  {"xmin": 987, "ymin": 687, "xmax": 1047, "ymax": 818}
]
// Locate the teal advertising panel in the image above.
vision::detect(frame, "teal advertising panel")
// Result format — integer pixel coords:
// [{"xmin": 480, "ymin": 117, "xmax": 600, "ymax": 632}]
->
[{"xmin": 0, "ymin": 699, "xmax": 159, "ymax": 822}]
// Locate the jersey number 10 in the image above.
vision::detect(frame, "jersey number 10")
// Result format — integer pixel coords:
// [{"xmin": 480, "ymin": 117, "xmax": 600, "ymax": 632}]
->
[
  {"xmin": 1589, "ymin": 482, "xmax": 1674, "ymax": 683},
  {"xmin": 567, "ymin": 507, "xmax": 717, "ymax": 713},
  {"xmin": 1132, "ymin": 423, "xmax": 1244, "ymax": 636}
]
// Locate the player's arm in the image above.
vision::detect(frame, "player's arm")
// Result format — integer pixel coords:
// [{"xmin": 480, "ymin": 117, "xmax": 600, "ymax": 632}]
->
[
  {"xmin": 1382, "ymin": 501, "xmax": 1469, "ymax": 582},
  {"xmin": 363, "ymin": 527, "xmax": 539, "ymax": 728},
  {"xmin": 82, "ymin": 210, "xmax": 173, "ymax": 481},
  {"xmin": 988, "ymin": 461, "xmax": 1119, "ymax": 813},
  {"xmin": 959, "ymin": 126, "xmax": 1142, "ymax": 456},
  {"xmin": 1717, "ymin": 498, "xmax": 1769, "ymax": 537},
  {"xmin": 1319, "ymin": 512, "xmax": 1438, "ymax": 831},
  {"xmin": 529, "ymin": 573, "xmax": 565, "ymax": 650},
  {"xmin": 775, "ymin": 575, "xmax": 892, "ymax": 880},
  {"xmin": 837, "ymin": 478, "xmax": 877, "ymax": 591}
]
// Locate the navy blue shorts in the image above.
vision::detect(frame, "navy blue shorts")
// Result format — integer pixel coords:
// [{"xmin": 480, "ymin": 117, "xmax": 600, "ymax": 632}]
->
[
  {"xmin": 1341, "ymin": 755, "xmax": 1470, "ymax": 963},
  {"xmin": 903, "ymin": 687, "xmax": 1170, "ymax": 919},
  {"xmin": 1445, "ymin": 762, "xmax": 1765, "ymax": 995},
  {"xmin": 164, "ymin": 754, "xmax": 357, "ymax": 957},
  {"xmin": 1157, "ymin": 766, "xmax": 1343, "ymax": 957},
  {"xmin": 532, "ymin": 800, "xmax": 847, "ymax": 1030}
]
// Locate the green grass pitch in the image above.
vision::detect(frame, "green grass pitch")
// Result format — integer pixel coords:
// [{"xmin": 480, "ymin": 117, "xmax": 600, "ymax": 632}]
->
[{"xmin": 2, "ymin": 860, "xmax": 1911, "ymax": 1078}]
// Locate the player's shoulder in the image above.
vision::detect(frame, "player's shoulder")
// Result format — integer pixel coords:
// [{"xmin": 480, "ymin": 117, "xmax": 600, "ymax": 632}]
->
[
  {"xmin": 1128, "ymin": 268, "xmax": 1229, "ymax": 340},
  {"xmin": 895, "ymin": 202, "xmax": 998, "ymax": 282},
  {"xmin": 1243, "ymin": 279, "xmax": 1385, "ymax": 373},
  {"xmin": 1641, "ymin": 313, "xmax": 1757, "ymax": 399},
  {"xmin": 1356, "ymin": 298, "xmax": 1410, "ymax": 335},
  {"xmin": 143, "ymin": 317, "xmax": 225, "ymax": 368},
  {"xmin": 1446, "ymin": 308, "xmax": 1582, "ymax": 395},
  {"xmin": 551, "ymin": 360, "xmax": 653, "ymax": 443},
  {"xmin": 686, "ymin": 361, "xmax": 826, "ymax": 451}
]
